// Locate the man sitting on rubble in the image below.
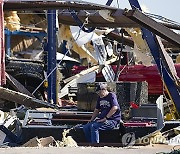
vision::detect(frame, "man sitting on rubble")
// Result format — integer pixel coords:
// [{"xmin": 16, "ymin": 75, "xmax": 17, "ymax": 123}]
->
[{"xmin": 83, "ymin": 83, "xmax": 121, "ymax": 143}]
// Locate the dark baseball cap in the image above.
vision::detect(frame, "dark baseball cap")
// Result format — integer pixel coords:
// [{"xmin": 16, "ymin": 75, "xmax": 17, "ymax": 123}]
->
[{"xmin": 95, "ymin": 83, "xmax": 108, "ymax": 92}]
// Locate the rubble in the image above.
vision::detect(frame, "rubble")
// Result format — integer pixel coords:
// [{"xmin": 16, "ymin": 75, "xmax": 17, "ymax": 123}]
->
[{"xmin": 0, "ymin": 1, "xmax": 179, "ymax": 153}]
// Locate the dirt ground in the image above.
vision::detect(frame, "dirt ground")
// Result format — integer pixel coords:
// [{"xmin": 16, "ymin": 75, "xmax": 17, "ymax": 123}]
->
[{"xmin": 0, "ymin": 144, "xmax": 176, "ymax": 154}]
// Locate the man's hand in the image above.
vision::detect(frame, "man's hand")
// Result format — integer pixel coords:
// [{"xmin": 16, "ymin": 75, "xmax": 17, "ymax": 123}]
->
[{"xmin": 97, "ymin": 117, "xmax": 106, "ymax": 123}]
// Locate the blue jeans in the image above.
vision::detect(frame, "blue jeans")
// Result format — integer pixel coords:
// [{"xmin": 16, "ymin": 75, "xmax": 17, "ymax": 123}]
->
[{"xmin": 83, "ymin": 120, "xmax": 118, "ymax": 143}]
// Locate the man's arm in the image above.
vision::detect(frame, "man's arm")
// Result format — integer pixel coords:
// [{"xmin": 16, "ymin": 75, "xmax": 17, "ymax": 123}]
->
[
  {"xmin": 97, "ymin": 106, "xmax": 118, "ymax": 123},
  {"xmin": 106, "ymin": 106, "xmax": 118, "ymax": 119},
  {"xmin": 90, "ymin": 108, "xmax": 99, "ymax": 122}
]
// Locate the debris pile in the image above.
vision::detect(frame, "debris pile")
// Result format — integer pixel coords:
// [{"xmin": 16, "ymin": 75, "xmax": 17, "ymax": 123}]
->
[{"xmin": 0, "ymin": 0, "xmax": 180, "ymax": 150}]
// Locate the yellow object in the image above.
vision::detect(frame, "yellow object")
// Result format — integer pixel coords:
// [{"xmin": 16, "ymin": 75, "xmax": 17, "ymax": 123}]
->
[
  {"xmin": 176, "ymin": 54, "xmax": 180, "ymax": 63},
  {"xmin": 165, "ymin": 113, "xmax": 176, "ymax": 121},
  {"xmin": 58, "ymin": 129, "xmax": 78, "ymax": 147},
  {"xmin": 125, "ymin": 28, "xmax": 153, "ymax": 66},
  {"xmin": 4, "ymin": 11, "xmax": 20, "ymax": 31},
  {"xmin": 18, "ymin": 14, "xmax": 34, "ymax": 26},
  {"xmin": 150, "ymin": 132, "xmax": 166, "ymax": 144},
  {"xmin": 125, "ymin": 28, "xmax": 149, "ymax": 51},
  {"xmin": 44, "ymin": 81, "xmax": 48, "ymax": 88}
]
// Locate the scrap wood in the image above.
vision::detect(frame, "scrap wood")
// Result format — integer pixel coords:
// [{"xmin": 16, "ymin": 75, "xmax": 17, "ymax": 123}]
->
[
  {"xmin": 63, "ymin": 56, "xmax": 117, "ymax": 84},
  {"xmin": 20, "ymin": 26, "xmax": 46, "ymax": 32},
  {"xmin": 23, "ymin": 136, "xmax": 54, "ymax": 147},
  {"xmin": 0, "ymin": 86, "xmax": 59, "ymax": 109},
  {"xmin": 23, "ymin": 131, "xmax": 77, "ymax": 147}
]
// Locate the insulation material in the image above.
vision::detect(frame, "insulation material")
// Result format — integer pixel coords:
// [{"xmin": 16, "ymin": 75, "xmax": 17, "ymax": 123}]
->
[
  {"xmin": 59, "ymin": 129, "xmax": 78, "ymax": 147},
  {"xmin": 176, "ymin": 54, "xmax": 180, "ymax": 63},
  {"xmin": 125, "ymin": 28, "xmax": 153, "ymax": 66},
  {"xmin": 18, "ymin": 13, "xmax": 47, "ymax": 29},
  {"xmin": 125, "ymin": 28, "xmax": 149, "ymax": 51},
  {"xmin": 18, "ymin": 14, "xmax": 34, "ymax": 26},
  {"xmin": 59, "ymin": 24, "xmax": 98, "ymax": 64},
  {"xmin": 4, "ymin": 11, "xmax": 20, "ymax": 31},
  {"xmin": 132, "ymin": 44, "xmax": 153, "ymax": 66}
]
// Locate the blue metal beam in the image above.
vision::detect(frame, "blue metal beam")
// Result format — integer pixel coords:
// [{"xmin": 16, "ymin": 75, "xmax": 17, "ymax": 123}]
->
[
  {"xmin": 47, "ymin": 10, "xmax": 57, "ymax": 104},
  {"xmin": 5, "ymin": 29, "xmax": 47, "ymax": 41},
  {"xmin": 4, "ymin": 29, "xmax": 47, "ymax": 37},
  {"xmin": 5, "ymin": 29, "xmax": 11, "ymax": 56},
  {"xmin": 128, "ymin": 0, "xmax": 180, "ymax": 116},
  {"xmin": 4, "ymin": 29, "xmax": 47, "ymax": 56}
]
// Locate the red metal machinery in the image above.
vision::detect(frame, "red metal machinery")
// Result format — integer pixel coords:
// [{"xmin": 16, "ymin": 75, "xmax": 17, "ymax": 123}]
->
[{"xmin": 72, "ymin": 64, "xmax": 180, "ymax": 97}]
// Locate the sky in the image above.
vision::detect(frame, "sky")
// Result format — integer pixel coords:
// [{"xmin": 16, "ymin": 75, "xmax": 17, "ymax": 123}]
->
[{"xmin": 83, "ymin": 0, "xmax": 180, "ymax": 23}]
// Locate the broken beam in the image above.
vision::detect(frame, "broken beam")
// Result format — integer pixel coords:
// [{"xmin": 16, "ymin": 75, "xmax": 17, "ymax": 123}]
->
[
  {"xmin": 0, "ymin": 86, "xmax": 59, "ymax": 109},
  {"xmin": 3, "ymin": 1, "xmax": 117, "ymax": 11},
  {"xmin": 123, "ymin": 9, "xmax": 180, "ymax": 47}
]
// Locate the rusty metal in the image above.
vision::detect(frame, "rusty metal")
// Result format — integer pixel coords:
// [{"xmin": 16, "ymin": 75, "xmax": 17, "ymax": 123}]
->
[
  {"xmin": 106, "ymin": 31, "xmax": 134, "ymax": 47},
  {"xmin": 105, "ymin": 31, "xmax": 177, "ymax": 49},
  {"xmin": 52, "ymin": 113, "xmax": 92, "ymax": 124},
  {"xmin": 58, "ymin": 9, "xmax": 139, "ymax": 28},
  {"xmin": 3, "ymin": 1, "xmax": 117, "ymax": 11},
  {"xmin": 123, "ymin": 9, "xmax": 180, "ymax": 47}
]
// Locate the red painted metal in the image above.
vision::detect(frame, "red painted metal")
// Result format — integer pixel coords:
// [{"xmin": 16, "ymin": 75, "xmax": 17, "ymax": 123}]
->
[
  {"xmin": 0, "ymin": 0, "xmax": 6, "ymax": 85},
  {"xmin": 72, "ymin": 64, "xmax": 180, "ymax": 96}
]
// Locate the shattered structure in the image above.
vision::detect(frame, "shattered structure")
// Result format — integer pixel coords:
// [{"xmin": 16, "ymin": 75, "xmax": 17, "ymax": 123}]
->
[{"xmin": 0, "ymin": 0, "xmax": 180, "ymax": 148}]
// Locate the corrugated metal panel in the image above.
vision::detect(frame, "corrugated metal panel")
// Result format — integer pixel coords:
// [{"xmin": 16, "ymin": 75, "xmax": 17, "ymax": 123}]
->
[{"xmin": 0, "ymin": 1, "xmax": 6, "ymax": 85}]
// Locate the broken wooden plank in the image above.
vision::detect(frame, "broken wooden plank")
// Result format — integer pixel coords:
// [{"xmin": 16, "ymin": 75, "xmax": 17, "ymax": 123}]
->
[
  {"xmin": 63, "ymin": 56, "xmax": 117, "ymax": 84},
  {"xmin": 0, "ymin": 86, "xmax": 59, "ymax": 109}
]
